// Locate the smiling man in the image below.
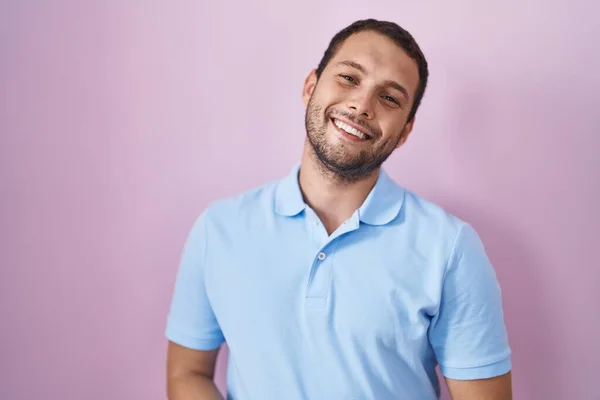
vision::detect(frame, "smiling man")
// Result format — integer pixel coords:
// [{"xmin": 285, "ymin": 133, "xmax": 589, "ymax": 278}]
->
[{"xmin": 165, "ymin": 19, "xmax": 512, "ymax": 400}]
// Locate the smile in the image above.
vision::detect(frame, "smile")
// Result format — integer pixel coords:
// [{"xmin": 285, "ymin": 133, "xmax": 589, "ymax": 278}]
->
[{"xmin": 331, "ymin": 118, "xmax": 373, "ymax": 141}]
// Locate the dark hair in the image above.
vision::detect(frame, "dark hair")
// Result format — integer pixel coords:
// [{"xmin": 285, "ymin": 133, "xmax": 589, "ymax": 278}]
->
[{"xmin": 315, "ymin": 19, "xmax": 429, "ymax": 122}]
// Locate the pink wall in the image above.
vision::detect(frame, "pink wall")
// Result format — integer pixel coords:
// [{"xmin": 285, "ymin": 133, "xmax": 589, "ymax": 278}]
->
[{"xmin": 1, "ymin": 1, "xmax": 598, "ymax": 399}]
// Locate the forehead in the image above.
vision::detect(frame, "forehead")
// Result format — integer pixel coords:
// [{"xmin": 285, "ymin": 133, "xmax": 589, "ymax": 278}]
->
[{"xmin": 328, "ymin": 30, "xmax": 420, "ymax": 94}]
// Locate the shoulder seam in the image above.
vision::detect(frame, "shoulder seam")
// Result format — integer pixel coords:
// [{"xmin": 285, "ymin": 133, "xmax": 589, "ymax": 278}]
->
[{"xmin": 442, "ymin": 221, "xmax": 467, "ymax": 283}]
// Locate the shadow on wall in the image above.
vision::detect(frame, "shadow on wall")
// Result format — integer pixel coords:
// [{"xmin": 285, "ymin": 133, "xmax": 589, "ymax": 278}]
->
[
  {"xmin": 435, "ymin": 199, "xmax": 559, "ymax": 400},
  {"xmin": 431, "ymin": 65, "xmax": 578, "ymax": 398}
]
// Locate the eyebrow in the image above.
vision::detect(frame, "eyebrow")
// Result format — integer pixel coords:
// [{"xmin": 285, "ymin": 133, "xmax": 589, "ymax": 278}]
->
[{"xmin": 334, "ymin": 60, "xmax": 411, "ymax": 102}]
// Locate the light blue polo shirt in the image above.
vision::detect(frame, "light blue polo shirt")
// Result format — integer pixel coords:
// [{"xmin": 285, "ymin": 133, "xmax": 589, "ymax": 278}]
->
[{"xmin": 165, "ymin": 163, "xmax": 511, "ymax": 399}]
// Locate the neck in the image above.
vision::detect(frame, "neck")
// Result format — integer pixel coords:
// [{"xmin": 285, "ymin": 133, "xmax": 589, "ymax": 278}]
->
[{"xmin": 298, "ymin": 140, "xmax": 379, "ymax": 234}]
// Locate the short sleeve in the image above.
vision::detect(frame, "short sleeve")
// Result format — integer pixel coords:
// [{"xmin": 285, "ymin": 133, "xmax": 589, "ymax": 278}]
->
[
  {"xmin": 165, "ymin": 212, "xmax": 225, "ymax": 350},
  {"xmin": 429, "ymin": 223, "xmax": 512, "ymax": 380}
]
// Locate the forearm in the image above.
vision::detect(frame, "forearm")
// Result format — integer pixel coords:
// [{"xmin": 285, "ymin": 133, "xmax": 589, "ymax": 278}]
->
[{"xmin": 167, "ymin": 372, "xmax": 224, "ymax": 400}]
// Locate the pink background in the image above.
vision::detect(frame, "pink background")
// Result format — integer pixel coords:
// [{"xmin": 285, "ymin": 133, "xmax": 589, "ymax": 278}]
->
[{"xmin": 1, "ymin": 1, "xmax": 598, "ymax": 399}]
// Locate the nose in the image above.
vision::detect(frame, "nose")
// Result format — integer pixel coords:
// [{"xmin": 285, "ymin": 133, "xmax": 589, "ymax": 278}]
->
[{"xmin": 346, "ymin": 91, "xmax": 375, "ymax": 119}]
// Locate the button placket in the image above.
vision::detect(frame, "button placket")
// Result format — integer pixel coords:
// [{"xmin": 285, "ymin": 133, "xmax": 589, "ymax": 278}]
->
[
  {"xmin": 304, "ymin": 207, "xmax": 328, "ymax": 245},
  {"xmin": 303, "ymin": 210, "xmax": 359, "ymax": 310},
  {"xmin": 305, "ymin": 241, "xmax": 340, "ymax": 310}
]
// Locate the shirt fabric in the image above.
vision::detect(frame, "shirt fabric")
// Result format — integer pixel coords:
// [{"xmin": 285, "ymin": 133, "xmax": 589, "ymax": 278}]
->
[{"xmin": 165, "ymin": 163, "xmax": 512, "ymax": 400}]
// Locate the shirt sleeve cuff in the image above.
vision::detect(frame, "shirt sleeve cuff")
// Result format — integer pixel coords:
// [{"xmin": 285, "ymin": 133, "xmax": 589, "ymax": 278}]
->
[
  {"xmin": 440, "ymin": 356, "xmax": 512, "ymax": 380},
  {"xmin": 165, "ymin": 326, "xmax": 224, "ymax": 351}
]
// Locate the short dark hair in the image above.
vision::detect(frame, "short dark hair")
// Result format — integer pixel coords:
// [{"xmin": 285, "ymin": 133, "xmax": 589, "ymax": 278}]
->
[{"xmin": 315, "ymin": 19, "xmax": 429, "ymax": 122}]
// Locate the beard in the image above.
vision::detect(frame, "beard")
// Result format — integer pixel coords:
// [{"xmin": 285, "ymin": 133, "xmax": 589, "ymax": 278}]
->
[{"xmin": 304, "ymin": 94, "xmax": 401, "ymax": 184}]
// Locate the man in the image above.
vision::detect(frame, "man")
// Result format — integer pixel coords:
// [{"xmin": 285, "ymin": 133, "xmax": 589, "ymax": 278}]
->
[{"xmin": 165, "ymin": 19, "xmax": 512, "ymax": 400}]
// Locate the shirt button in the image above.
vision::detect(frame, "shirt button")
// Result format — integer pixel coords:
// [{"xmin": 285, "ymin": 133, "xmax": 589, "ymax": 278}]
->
[{"xmin": 317, "ymin": 252, "xmax": 326, "ymax": 261}]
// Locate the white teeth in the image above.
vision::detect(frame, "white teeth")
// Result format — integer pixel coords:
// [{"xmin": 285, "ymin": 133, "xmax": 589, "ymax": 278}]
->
[{"xmin": 333, "ymin": 119, "xmax": 369, "ymax": 140}]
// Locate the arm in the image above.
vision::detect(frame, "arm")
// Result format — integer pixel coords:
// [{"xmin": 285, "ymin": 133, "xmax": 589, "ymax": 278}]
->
[
  {"xmin": 445, "ymin": 371, "xmax": 512, "ymax": 400},
  {"xmin": 429, "ymin": 223, "xmax": 513, "ymax": 399},
  {"xmin": 164, "ymin": 211, "xmax": 226, "ymax": 399},
  {"xmin": 166, "ymin": 341, "xmax": 223, "ymax": 400}
]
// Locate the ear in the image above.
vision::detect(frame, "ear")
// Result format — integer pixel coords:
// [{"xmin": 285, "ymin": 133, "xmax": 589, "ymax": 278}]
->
[
  {"xmin": 395, "ymin": 118, "xmax": 415, "ymax": 148},
  {"xmin": 302, "ymin": 69, "xmax": 318, "ymax": 106}
]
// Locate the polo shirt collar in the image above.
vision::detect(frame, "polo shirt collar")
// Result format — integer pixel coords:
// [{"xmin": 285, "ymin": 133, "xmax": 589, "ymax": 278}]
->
[
  {"xmin": 275, "ymin": 163, "xmax": 405, "ymax": 225},
  {"xmin": 356, "ymin": 168, "xmax": 405, "ymax": 225},
  {"xmin": 274, "ymin": 163, "xmax": 306, "ymax": 217}
]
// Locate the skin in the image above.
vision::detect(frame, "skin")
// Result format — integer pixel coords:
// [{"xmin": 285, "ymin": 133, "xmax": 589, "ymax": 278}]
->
[
  {"xmin": 166, "ymin": 342, "xmax": 223, "ymax": 400},
  {"xmin": 166, "ymin": 29, "xmax": 512, "ymax": 400}
]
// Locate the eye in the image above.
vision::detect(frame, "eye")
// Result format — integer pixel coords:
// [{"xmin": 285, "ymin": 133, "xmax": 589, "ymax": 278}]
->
[
  {"xmin": 382, "ymin": 95, "xmax": 400, "ymax": 106},
  {"xmin": 339, "ymin": 74, "xmax": 357, "ymax": 84}
]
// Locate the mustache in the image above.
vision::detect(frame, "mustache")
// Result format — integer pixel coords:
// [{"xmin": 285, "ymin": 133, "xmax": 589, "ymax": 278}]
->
[{"xmin": 326, "ymin": 109, "xmax": 379, "ymax": 137}]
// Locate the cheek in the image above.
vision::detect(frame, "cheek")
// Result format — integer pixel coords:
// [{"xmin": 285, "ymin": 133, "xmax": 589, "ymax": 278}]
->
[
  {"xmin": 317, "ymin": 83, "xmax": 346, "ymax": 106},
  {"xmin": 379, "ymin": 120, "xmax": 405, "ymax": 144}
]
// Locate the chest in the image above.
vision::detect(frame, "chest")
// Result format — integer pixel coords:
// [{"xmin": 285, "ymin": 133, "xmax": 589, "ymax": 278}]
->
[{"xmin": 205, "ymin": 224, "xmax": 443, "ymax": 349}]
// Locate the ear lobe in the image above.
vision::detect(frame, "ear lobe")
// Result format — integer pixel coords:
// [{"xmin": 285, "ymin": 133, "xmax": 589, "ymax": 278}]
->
[{"xmin": 302, "ymin": 69, "xmax": 318, "ymax": 106}]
